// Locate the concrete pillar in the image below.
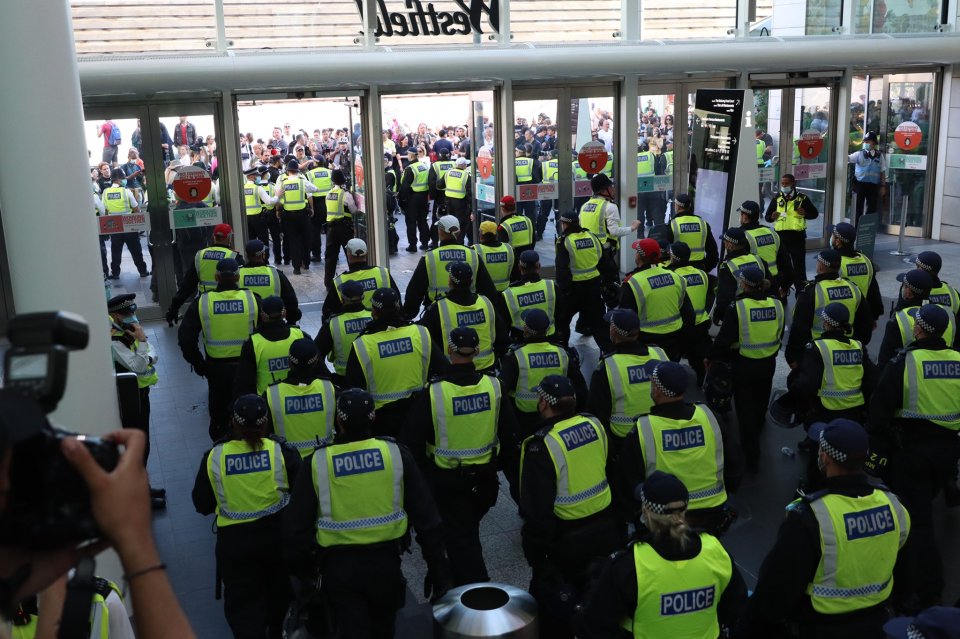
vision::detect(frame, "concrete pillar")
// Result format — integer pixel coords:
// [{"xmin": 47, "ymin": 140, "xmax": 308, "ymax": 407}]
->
[
  {"xmin": 0, "ymin": 1, "xmax": 121, "ymax": 433},
  {"xmin": 619, "ymin": 76, "xmax": 640, "ymax": 273}
]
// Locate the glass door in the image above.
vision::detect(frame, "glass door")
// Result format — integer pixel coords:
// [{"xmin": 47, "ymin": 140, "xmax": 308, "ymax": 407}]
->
[
  {"xmin": 470, "ymin": 92, "xmax": 498, "ymax": 238},
  {"xmin": 83, "ymin": 101, "xmax": 226, "ymax": 319}
]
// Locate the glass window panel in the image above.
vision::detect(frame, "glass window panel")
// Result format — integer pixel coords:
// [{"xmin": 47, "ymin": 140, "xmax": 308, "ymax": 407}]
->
[
  {"xmin": 512, "ymin": 0, "xmax": 619, "ymax": 43},
  {"xmin": 853, "ymin": 0, "xmax": 941, "ymax": 33},
  {"xmin": 845, "ymin": 76, "xmax": 884, "ymax": 221},
  {"xmin": 636, "ymin": 93, "xmax": 674, "ymax": 231},
  {"xmin": 885, "ymin": 73, "xmax": 935, "ymax": 229},
  {"xmin": 753, "ymin": 88, "xmax": 781, "ymax": 212},
  {"xmin": 71, "ymin": 0, "xmax": 217, "ymax": 55},
  {"xmin": 512, "ymin": 99, "xmax": 557, "ymax": 267},
  {"xmin": 791, "ymin": 86, "xmax": 832, "ymax": 240},
  {"xmin": 224, "ymin": 0, "xmax": 360, "ymax": 49},
  {"xmin": 805, "ymin": 0, "xmax": 842, "ymax": 34},
  {"xmin": 643, "ymin": 0, "xmax": 736, "ymax": 39}
]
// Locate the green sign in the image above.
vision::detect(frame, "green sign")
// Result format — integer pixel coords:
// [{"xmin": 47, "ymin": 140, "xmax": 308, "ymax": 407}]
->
[
  {"xmin": 855, "ymin": 213, "xmax": 880, "ymax": 259},
  {"xmin": 637, "ymin": 175, "xmax": 672, "ymax": 193},
  {"xmin": 172, "ymin": 206, "xmax": 222, "ymax": 229},
  {"xmin": 888, "ymin": 154, "xmax": 927, "ymax": 170}
]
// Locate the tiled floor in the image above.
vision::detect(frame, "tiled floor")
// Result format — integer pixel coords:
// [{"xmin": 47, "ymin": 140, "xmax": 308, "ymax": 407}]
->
[{"xmin": 142, "ymin": 232, "xmax": 960, "ymax": 638}]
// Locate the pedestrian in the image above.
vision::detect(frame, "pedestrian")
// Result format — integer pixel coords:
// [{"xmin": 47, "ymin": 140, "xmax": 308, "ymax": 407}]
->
[
  {"xmin": 713, "ymin": 227, "xmax": 767, "ymax": 325},
  {"xmin": 276, "ymin": 159, "xmax": 319, "ymax": 275},
  {"xmin": 663, "ymin": 194, "xmax": 718, "ymax": 273},
  {"xmin": 848, "ymin": 131, "xmax": 886, "ymax": 226},
  {"xmin": 322, "ymin": 169, "xmax": 360, "ymax": 288},
  {"xmin": 473, "ymin": 221, "xmax": 515, "ymax": 293},
  {"xmin": 739, "ymin": 199, "xmax": 792, "ymax": 298},
  {"xmin": 399, "ymin": 147, "xmax": 431, "ymax": 252},
  {"xmin": 315, "ymin": 280, "xmax": 372, "ymax": 385},
  {"xmin": 832, "ymin": 222, "xmax": 884, "ymax": 320},
  {"xmin": 324, "ymin": 238, "xmax": 399, "ymax": 321},
  {"xmin": 764, "ymin": 173, "xmax": 819, "ymax": 292},
  {"xmin": 233, "ymin": 296, "xmax": 305, "ymax": 397},
  {"xmin": 239, "ymin": 239, "xmax": 300, "ymax": 322},
  {"xmin": 102, "ymin": 169, "xmax": 149, "ymax": 280},
  {"xmin": 666, "ymin": 243, "xmax": 713, "ymax": 386},
  {"xmin": 166, "ymin": 224, "xmax": 241, "ymax": 324},
  {"xmin": 501, "ymin": 250, "xmax": 565, "ymax": 343},
  {"xmin": 556, "ymin": 210, "xmax": 615, "ymax": 351}
]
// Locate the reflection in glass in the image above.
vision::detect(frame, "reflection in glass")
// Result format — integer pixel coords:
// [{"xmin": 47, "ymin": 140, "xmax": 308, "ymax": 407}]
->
[
  {"xmin": 885, "ymin": 74, "xmax": 934, "ymax": 228},
  {"xmin": 791, "ymin": 86, "xmax": 832, "ymax": 240},
  {"xmin": 637, "ymin": 94, "xmax": 674, "ymax": 231},
  {"xmin": 512, "ymin": 100, "xmax": 557, "ymax": 268},
  {"xmin": 853, "ymin": 0, "xmax": 941, "ymax": 33}
]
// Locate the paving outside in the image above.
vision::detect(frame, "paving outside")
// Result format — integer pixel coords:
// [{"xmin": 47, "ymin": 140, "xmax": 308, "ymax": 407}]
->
[{"xmin": 136, "ymin": 232, "xmax": 960, "ymax": 637}]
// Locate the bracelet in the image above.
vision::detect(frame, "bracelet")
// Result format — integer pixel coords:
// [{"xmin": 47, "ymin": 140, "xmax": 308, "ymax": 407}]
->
[{"xmin": 124, "ymin": 563, "xmax": 166, "ymax": 582}]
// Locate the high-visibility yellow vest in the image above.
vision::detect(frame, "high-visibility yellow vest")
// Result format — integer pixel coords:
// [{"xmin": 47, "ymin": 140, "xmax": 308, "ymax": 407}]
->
[
  {"xmin": 636, "ymin": 404, "xmax": 726, "ymax": 509},
  {"xmin": 563, "ymin": 231, "xmax": 602, "ymax": 282},
  {"xmin": 243, "ymin": 180, "xmax": 263, "ymax": 215},
  {"xmin": 352, "ymin": 324, "xmax": 431, "ymax": 408},
  {"xmin": 127, "ymin": 341, "xmax": 159, "ymax": 389},
  {"xmin": 509, "ymin": 341, "xmax": 569, "ymax": 413},
  {"xmin": 524, "ymin": 415, "xmax": 611, "ymax": 520},
  {"xmin": 102, "ymin": 186, "xmax": 132, "ymax": 213},
  {"xmin": 580, "ymin": 197, "xmax": 610, "ymax": 244},
  {"xmin": 636, "ymin": 152, "xmax": 654, "ymax": 177},
  {"xmin": 773, "ymin": 194, "xmax": 808, "ymax": 232},
  {"xmin": 433, "ymin": 160, "xmax": 455, "ymax": 183},
  {"xmin": 745, "ymin": 226, "xmax": 781, "ymax": 278},
  {"xmin": 664, "ymin": 151, "xmax": 674, "ymax": 175},
  {"xmin": 733, "ymin": 297, "xmax": 784, "ymax": 359},
  {"xmin": 631, "ymin": 534, "xmax": 732, "ymax": 639},
  {"xmin": 669, "ymin": 215, "xmax": 708, "ymax": 262},
  {"xmin": 515, "ymin": 157, "xmax": 534, "ymax": 183},
  {"xmin": 601, "ymin": 153, "xmax": 614, "ymax": 178},
  {"xmin": 928, "ymin": 281, "xmax": 960, "ymax": 314},
  {"xmin": 814, "ymin": 338, "xmax": 865, "ymax": 411},
  {"xmin": 326, "ymin": 186, "xmax": 349, "ymax": 220},
  {"xmin": 721, "ymin": 253, "xmax": 765, "ymax": 281},
  {"xmin": 251, "ymin": 328, "xmax": 305, "ymax": 394},
  {"xmin": 202, "ymin": 185, "xmax": 217, "ymax": 208},
  {"xmin": 411, "ymin": 164, "xmax": 430, "ymax": 192},
  {"xmin": 573, "ymin": 162, "xmax": 588, "ymax": 180},
  {"xmin": 266, "ymin": 378, "xmax": 336, "ymax": 456},
  {"xmin": 308, "ymin": 167, "xmax": 333, "ymax": 195},
  {"xmin": 195, "ymin": 245, "xmax": 240, "ymax": 293},
  {"xmin": 240, "ymin": 265, "xmax": 281, "ymax": 299},
  {"xmin": 206, "ymin": 438, "xmax": 289, "ymax": 528},
  {"xmin": 444, "ymin": 169, "xmax": 468, "ymax": 200},
  {"xmin": 328, "ymin": 309, "xmax": 373, "ymax": 376},
  {"xmin": 756, "ymin": 139, "xmax": 765, "ymax": 166},
  {"xmin": 896, "ymin": 348, "xmax": 960, "ymax": 429},
  {"xmin": 895, "ymin": 306, "xmax": 958, "ymax": 352},
  {"xmin": 674, "ymin": 265, "xmax": 710, "ymax": 325},
  {"xmin": 503, "ymin": 279, "xmax": 557, "ymax": 336},
  {"xmin": 199, "ymin": 289, "xmax": 258, "ymax": 359},
  {"xmin": 428, "ymin": 375, "xmax": 501, "ymax": 468},
  {"xmin": 543, "ymin": 159, "xmax": 559, "ymax": 183},
  {"xmin": 334, "ymin": 266, "xmax": 390, "ymax": 311},
  {"xmin": 311, "ymin": 438, "xmax": 408, "ymax": 546},
  {"xmin": 474, "ymin": 243, "xmax": 515, "ymax": 292},
  {"xmin": 839, "ymin": 253, "xmax": 874, "ymax": 299},
  {"xmin": 385, "ymin": 168, "xmax": 399, "ymax": 193},
  {"xmin": 602, "ymin": 346, "xmax": 669, "ymax": 437},
  {"xmin": 806, "ymin": 490, "xmax": 909, "ymax": 614},
  {"xmin": 502, "ymin": 216, "xmax": 534, "ymax": 248},
  {"xmin": 424, "ymin": 245, "xmax": 479, "ymax": 302},
  {"xmin": 279, "ymin": 174, "xmax": 308, "ymax": 211},
  {"xmin": 436, "ymin": 295, "xmax": 497, "ymax": 370},
  {"xmin": 812, "ymin": 279, "xmax": 862, "ymax": 339},
  {"xmin": 626, "ymin": 267, "xmax": 685, "ymax": 334}
]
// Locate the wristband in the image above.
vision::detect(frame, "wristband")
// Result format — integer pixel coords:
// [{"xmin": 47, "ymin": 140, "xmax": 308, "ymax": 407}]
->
[{"xmin": 124, "ymin": 563, "xmax": 166, "ymax": 582}]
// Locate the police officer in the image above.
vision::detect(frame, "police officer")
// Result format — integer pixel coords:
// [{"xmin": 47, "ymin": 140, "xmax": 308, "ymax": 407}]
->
[
  {"xmin": 713, "ymin": 227, "xmax": 767, "ymax": 324},
  {"xmin": 869, "ymin": 304, "xmax": 960, "ymax": 608},
  {"xmin": 500, "ymin": 309, "xmax": 587, "ymax": 491},
  {"xmin": 878, "ymin": 269, "xmax": 940, "ymax": 365},
  {"xmin": 264, "ymin": 338, "xmax": 336, "ymax": 458},
  {"xmin": 166, "ymin": 223, "xmax": 241, "ymax": 325},
  {"xmin": 786, "ymin": 249, "xmax": 873, "ymax": 369},
  {"xmin": 401, "ymin": 326, "xmax": 519, "ymax": 585},
  {"xmin": 345, "ymin": 288, "xmax": 448, "ymax": 434},
  {"xmin": 421, "ymin": 261, "xmax": 507, "ymax": 373},
  {"xmin": 316, "ymin": 280, "xmax": 372, "ymax": 385},
  {"xmin": 324, "ymin": 238, "xmax": 399, "ymax": 321},
  {"xmin": 636, "ymin": 145, "xmax": 668, "ymax": 232},
  {"xmin": 439, "ymin": 157, "xmax": 472, "ymax": 244},
  {"xmin": 497, "ymin": 195, "xmax": 535, "ymax": 268},
  {"xmin": 788, "ymin": 303, "xmax": 877, "ymax": 427},
  {"xmin": 556, "ymin": 210, "xmax": 615, "ymax": 351},
  {"xmin": 239, "ymin": 239, "xmax": 300, "ymax": 322},
  {"xmin": 916, "ymin": 250, "xmax": 960, "ymax": 314},
  {"xmin": 383, "ymin": 153, "xmax": 400, "ymax": 254},
  {"xmin": 518, "ymin": 375, "xmax": 624, "ymax": 639},
  {"xmin": 234, "ymin": 296, "xmax": 305, "ymax": 397},
  {"xmin": 577, "ymin": 471, "xmax": 748, "ymax": 639},
  {"xmin": 588, "ymin": 309, "xmax": 669, "ymax": 451},
  {"xmin": 502, "ymin": 250, "xmax": 565, "ymax": 343},
  {"xmin": 663, "ymin": 194, "xmax": 718, "ymax": 273},
  {"xmin": 242, "ymin": 166, "xmax": 276, "ymax": 248},
  {"xmin": 399, "ymin": 147, "xmax": 431, "ymax": 252},
  {"xmin": 831, "ymin": 222, "xmax": 883, "ymax": 321},
  {"xmin": 282, "ymin": 389, "xmax": 451, "ymax": 638},
  {"xmin": 108, "ymin": 293, "xmax": 165, "ymax": 509},
  {"xmin": 764, "ymin": 173, "xmax": 819, "ymax": 291},
  {"xmin": 178, "ymin": 258, "xmax": 260, "ymax": 440},
  {"xmin": 739, "ymin": 200, "xmax": 793, "ymax": 297},
  {"xmin": 276, "ymin": 158, "xmax": 320, "ymax": 275},
  {"xmin": 428, "ymin": 147, "xmax": 455, "ymax": 220},
  {"xmin": 402, "ymin": 215, "xmax": 498, "ymax": 318},
  {"xmin": 473, "ymin": 220, "xmax": 515, "ymax": 293},
  {"xmin": 322, "ymin": 169, "xmax": 360, "ymax": 287},
  {"xmin": 536, "ymin": 150, "xmax": 559, "ymax": 241},
  {"xmin": 620, "ymin": 238, "xmax": 693, "ymax": 361},
  {"xmin": 192, "ymin": 394, "xmax": 300, "ymax": 639},
  {"xmin": 741, "ymin": 419, "xmax": 910, "ymax": 639},
  {"xmin": 666, "ymin": 243, "xmax": 713, "ymax": 386},
  {"xmin": 707, "ymin": 266, "xmax": 784, "ymax": 471},
  {"xmin": 306, "ymin": 157, "xmax": 333, "ymax": 263},
  {"xmin": 262, "ymin": 161, "xmax": 286, "ymax": 265},
  {"xmin": 616, "ymin": 362, "xmax": 739, "ymax": 533},
  {"xmin": 514, "ymin": 143, "xmax": 542, "ymax": 221},
  {"xmin": 579, "ymin": 173, "xmax": 642, "ymax": 252},
  {"xmin": 102, "ymin": 168, "xmax": 150, "ymax": 281},
  {"xmin": 848, "ymin": 131, "xmax": 886, "ymax": 226}
]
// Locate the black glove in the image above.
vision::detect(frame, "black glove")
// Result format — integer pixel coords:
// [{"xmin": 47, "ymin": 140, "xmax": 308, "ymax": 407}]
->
[
  {"xmin": 423, "ymin": 558, "xmax": 452, "ymax": 603},
  {"xmin": 165, "ymin": 308, "xmax": 179, "ymax": 326},
  {"xmin": 193, "ymin": 359, "xmax": 207, "ymax": 378}
]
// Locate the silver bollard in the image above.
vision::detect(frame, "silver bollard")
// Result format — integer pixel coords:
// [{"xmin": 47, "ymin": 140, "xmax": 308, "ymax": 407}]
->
[
  {"xmin": 890, "ymin": 194, "xmax": 912, "ymax": 257},
  {"xmin": 433, "ymin": 582, "xmax": 539, "ymax": 639}
]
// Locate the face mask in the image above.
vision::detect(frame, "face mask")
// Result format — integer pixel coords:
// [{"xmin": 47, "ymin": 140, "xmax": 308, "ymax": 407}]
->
[
  {"xmin": 120, "ymin": 179, "xmax": 128, "ymax": 187},
  {"xmin": 121, "ymin": 315, "xmax": 139, "ymax": 326},
  {"xmin": 781, "ymin": 186, "xmax": 794, "ymax": 196},
  {"xmin": 863, "ymin": 143, "xmax": 873, "ymax": 151}
]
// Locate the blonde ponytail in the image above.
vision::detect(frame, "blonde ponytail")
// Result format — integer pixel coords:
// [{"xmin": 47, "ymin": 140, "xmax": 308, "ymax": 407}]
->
[{"xmin": 645, "ymin": 509, "xmax": 692, "ymax": 552}]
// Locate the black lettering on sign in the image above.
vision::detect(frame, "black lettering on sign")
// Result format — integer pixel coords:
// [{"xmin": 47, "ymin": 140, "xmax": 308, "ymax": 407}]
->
[{"xmin": 354, "ymin": 0, "xmax": 500, "ymax": 38}]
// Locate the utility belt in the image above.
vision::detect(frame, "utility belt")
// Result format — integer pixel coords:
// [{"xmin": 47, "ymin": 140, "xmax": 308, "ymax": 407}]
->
[
  {"xmin": 328, "ymin": 216, "xmax": 353, "ymax": 226},
  {"xmin": 432, "ymin": 459, "xmax": 498, "ymax": 477},
  {"xmin": 281, "ymin": 208, "xmax": 308, "ymax": 216}
]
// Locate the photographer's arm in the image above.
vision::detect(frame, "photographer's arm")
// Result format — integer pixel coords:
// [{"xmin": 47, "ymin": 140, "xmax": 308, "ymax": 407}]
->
[{"xmin": 61, "ymin": 431, "xmax": 196, "ymax": 639}]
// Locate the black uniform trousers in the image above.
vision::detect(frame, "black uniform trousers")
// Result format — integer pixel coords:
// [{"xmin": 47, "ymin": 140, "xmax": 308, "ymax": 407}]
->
[
  {"xmin": 98, "ymin": 234, "xmax": 110, "ymax": 277},
  {"xmin": 206, "ymin": 358, "xmax": 239, "ymax": 441},
  {"xmin": 642, "ymin": 328, "xmax": 687, "ymax": 364},
  {"xmin": 310, "ymin": 197, "xmax": 327, "ymax": 261},
  {"xmin": 639, "ymin": 192, "xmax": 667, "ymax": 228},
  {"xmin": 537, "ymin": 199, "xmax": 556, "ymax": 239},
  {"xmin": 853, "ymin": 180, "xmax": 881, "ymax": 227},
  {"xmin": 118, "ymin": 387, "xmax": 152, "ymax": 465},
  {"xmin": 447, "ymin": 198, "xmax": 472, "ymax": 245},
  {"xmin": 778, "ymin": 230, "xmax": 807, "ymax": 292},
  {"xmin": 324, "ymin": 219, "xmax": 354, "ymax": 289},
  {"xmin": 430, "ymin": 464, "xmax": 499, "ymax": 585},
  {"xmin": 110, "ymin": 232, "xmax": 149, "ymax": 276},
  {"xmin": 320, "ymin": 546, "xmax": 406, "ymax": 639},
  {"xmin": 267, "ymin": 211, "xmax": 284, "ymax": 264},
  {"xmin": 281, "ymin": 209, "xmax": 312, "ymax": 270},
  {"xmin": 404, "ymin": 192, "xmax": 430, "ymax": 248},
  {"xmin": 561, "ymin": 278, "xmax": 612, "ymax": 352},
  {"xmin": 732, "ymin": 354, "xmax": 776, "ymax": 468},
  {"xmin": 246, "ymin": 212, "xmax": 269, "ymax": 248},
  {"xmin": 386, "ymin": 193, "xmax": 400, "ymax": 252},
  {"xmin": 216, "ymin": 516, "xmax": 291, "ymax": 639},
  {"xmin": 685, "ymin": 321, "xmax": 712, "ymax": 386}
]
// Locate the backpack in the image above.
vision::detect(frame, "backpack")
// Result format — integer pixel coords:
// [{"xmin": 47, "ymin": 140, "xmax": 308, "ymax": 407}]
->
[{"xmin": 108, "ymin": 121, "xmax": 122, "ymax": 146}]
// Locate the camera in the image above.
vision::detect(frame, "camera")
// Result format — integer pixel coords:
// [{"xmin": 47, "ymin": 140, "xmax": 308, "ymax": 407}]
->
[{"xmin": 0, "ymin": 312, "xmax": 120, "ymax": 549}]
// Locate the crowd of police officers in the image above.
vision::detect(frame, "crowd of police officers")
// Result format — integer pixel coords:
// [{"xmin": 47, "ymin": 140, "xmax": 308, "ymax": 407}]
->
[{"xmin": 129, "ymin": 142, "xmax": 960, "ymax": 639}]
